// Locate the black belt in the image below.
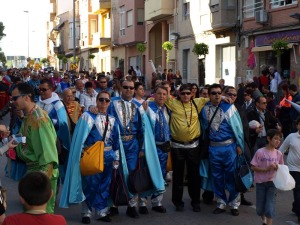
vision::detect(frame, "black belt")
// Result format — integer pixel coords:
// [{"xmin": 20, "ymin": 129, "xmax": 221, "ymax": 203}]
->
[{"xmin": 171, "ymin": 138, "xmax": 198, "ymax": 145}]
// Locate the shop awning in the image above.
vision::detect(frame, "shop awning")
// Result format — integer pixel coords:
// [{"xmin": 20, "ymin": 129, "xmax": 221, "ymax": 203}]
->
[{"xmin": 251, "ymin": 43, "xmax": 294, "ymax": 52}]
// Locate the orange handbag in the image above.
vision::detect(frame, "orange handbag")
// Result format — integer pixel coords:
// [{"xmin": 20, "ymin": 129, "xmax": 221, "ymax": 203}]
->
[
  {"xmin": 80, "ymin": 141, "xmax": 104, "ymax": 176},
  {"xmin": 80, "ymin": 114, "xmax": 108, "ymax": 176}
]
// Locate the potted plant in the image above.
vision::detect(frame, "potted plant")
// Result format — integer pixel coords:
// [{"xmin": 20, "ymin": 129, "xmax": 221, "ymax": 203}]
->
[
  {"xmin": 272, "ymin": 39, "xmax": 288, "ymax": 57},
  {"xmin": 88, "ymin": 54, "xmax": 95, "ymax": 59},
  {"xmin": 136, "ymin": 43, "xmax": 146, "ymax": 77},
  {"xmin": 162, "ymin": 41, "xmax": 173, "ymax": 63},
  {"xmin": 192, "ymin": 43, "xmax": 209, "ymax": 86},
  {"xmin": 272, "ymin": 39, "xmax": 289, "ymax": 75},
  {"xmin": 192, "ymin": 43, "xmax": 209, "ymax": 57}
]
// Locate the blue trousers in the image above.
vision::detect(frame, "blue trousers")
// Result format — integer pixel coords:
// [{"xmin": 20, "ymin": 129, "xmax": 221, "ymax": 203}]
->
[
  {"xmin": 256, "ymin": 181, "xmax": 276, "ymax": 218},
  {"xmin": 209, "ymin": 143, "xmax": 238, "ymax": 205},
  {"xmin": 156, "ymin": 146, "xmax": 168, "ymax": 179},
  {"xmin": 122, "ymin": 138, "xmax": 139, "ymax": 172},
  {"xmin": 83, "ymin": 150, "xmax": 116, "ymax": 211}
]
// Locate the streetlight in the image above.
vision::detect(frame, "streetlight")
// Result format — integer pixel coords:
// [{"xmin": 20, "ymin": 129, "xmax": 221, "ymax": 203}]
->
[{"xmin": 23, "ymin": 11, "xmax": 29, "ymax": 59}]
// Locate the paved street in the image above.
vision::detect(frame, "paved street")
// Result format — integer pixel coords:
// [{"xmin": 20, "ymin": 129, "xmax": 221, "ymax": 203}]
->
[{"xmin": 0, "ymin": 115, "xmax": 299, "ymax": 225}]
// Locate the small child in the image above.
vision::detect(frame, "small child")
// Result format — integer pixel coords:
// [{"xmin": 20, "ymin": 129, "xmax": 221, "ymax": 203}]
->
[
  {"xmin": 2, "ymin": 171, "xmax": 66, "ymax": 225},
  {"xmin": 251, "ymin": 129, "xmax": 284, "ymax": 225}
]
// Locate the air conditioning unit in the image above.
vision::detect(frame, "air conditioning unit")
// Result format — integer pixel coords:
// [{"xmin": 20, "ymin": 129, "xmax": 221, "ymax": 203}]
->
[{"xmin": 255, "ymin": 10, "xmax": 268, "ymax": 23}]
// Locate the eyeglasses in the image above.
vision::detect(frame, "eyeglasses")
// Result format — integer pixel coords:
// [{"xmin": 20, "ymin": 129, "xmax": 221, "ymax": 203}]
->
[
  {"xmin": 180, "ymin": 92, "xmax": 191, "ymax": 96},
  {"xmin": 11, "ymin": 94, "xmax": 27, "ymax": 101},
  {"xmin": 210, "ymin": 91, "xmax": 222, "ymax": 95},
  {"xmin": 122, "ymin": 86, "xmax": 134, "ymax": 90},
  {"xmin": 39, "ymin": 88, "xmax": 49, "ymax": 92},
  {"xmin": 98, "ymin": 98, "xmax": 110, "ymax": 103},
  {"xmin": 227, "ymin": 93, "xmax": 237, "ymax": 97}
]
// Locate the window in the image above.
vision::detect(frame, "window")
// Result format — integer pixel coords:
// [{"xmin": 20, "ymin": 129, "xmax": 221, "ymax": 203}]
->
[
  {"xmin": 270, "ymin": 0, "xmax": 297, "ymax": 8},
  {"xmin": 90, "ymin": 19, "xmax": 97, "ymax": 37},
  {"xmin": 127, "ymin": 10, "xmax": 133, "ymax": 27},
  {"xmin": 183, "ymin": 2, "xmax": 190, "ymax": 20},
  {"xmin": 120, "ymin": 6, "xmax": 125, "ymax": 36},
  {"xmin": 137, "ymin": 9, "xmax": 144, "ymax": 25},
  {"xmin": 243, "ymin": 0, "xmax": 263, "ymax": 18}
]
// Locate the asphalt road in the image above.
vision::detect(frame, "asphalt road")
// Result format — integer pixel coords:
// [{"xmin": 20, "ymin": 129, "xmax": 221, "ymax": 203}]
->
[{"xmin": 0, "ymin": 114, "xmax": 299, "ymax": 225}]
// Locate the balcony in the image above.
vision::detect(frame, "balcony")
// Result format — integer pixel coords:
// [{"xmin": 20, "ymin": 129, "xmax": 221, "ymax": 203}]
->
[
  {"xmin": 92, "ymin": 0, "xmax": 111, "ymax": 14},
  {"xmin": 210, "ymin": 2, "xmax": 237, "ymax": 32},
  {"xmin": 92, "ymin": 32, "xmax": 111, "ymax": 48},
  {"xmin": 145, "ymin": 0, "xmax": 174, "ymax": 21},
  {"xmin": 53, "ymin": 46, "xmax": 63, "ymax": 54}
]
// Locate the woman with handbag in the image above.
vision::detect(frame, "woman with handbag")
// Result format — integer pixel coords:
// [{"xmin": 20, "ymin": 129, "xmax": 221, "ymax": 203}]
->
[{"xmin": 60, "ymin": 91, "xmax": 120, "ymax": 224}]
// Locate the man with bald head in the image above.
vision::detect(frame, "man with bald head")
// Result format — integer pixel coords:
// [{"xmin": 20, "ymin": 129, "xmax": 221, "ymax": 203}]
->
[
  {"xmin": 62, "ymin": 88, "xmax": 82, "ymax": 132},
  {"xmin": 75, "ymin": 79, "xmax": 85, "ymax": 102}
]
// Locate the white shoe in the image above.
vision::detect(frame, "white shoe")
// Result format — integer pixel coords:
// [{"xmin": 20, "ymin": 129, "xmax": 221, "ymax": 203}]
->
[{"xmin": 165, "ymin": 171, "xmax": 172, "ymax": 182}]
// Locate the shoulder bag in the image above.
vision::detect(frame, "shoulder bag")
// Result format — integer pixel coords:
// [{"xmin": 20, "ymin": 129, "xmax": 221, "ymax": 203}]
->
[
  {"xmin": 128, "ymin": 156, "xmax": 154, "ymax": 193},
  {"xmin": 192, "ymin": 100, "xmax": 220, "ymax": 159},
  {"xmin": 235, "ymin": 155, "xmax": 253, "ymax": 192},
  {"xmin": 80, "ymin": 114, "xmax": 108, "ymax": 176}
]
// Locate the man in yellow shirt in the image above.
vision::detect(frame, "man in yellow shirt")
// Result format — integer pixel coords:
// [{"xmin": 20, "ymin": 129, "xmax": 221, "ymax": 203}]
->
[{"xmin": 165, "ymin": 84, "xmax": 208, "ymax": 212}]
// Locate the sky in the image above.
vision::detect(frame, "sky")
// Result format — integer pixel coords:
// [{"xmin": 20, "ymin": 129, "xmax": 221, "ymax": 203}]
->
[{"xmin": 0, "ymin": 0, "xmax": 49, "ymax": 58}]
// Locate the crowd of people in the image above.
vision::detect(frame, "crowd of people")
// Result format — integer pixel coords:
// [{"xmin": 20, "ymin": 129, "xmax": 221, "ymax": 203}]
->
[{"xmin": 0, "ymin": 65, "xmax": 299, "ymax": 225}]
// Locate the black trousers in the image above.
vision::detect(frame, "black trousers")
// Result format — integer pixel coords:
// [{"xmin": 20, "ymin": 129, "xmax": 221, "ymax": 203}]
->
[
  {"xmin": 290, "ymin": 171, "xmax": 300, "ymax": 216},
  {"xmin": 171, "ymin": 146, "xmax": 201, "ymax": 207}
]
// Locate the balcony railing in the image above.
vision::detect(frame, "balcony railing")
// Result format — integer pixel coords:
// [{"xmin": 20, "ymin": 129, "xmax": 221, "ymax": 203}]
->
[
  {"xmin": 145, "ymin": 0, "xmax": 174, "ymax": 21},
  {"xmin": 92, "ymin": 0, "xmax": 111, "ymax": 14},
  {"xmin": 92, "ymin": 32, "xmax": 111, "ymax": 47}
]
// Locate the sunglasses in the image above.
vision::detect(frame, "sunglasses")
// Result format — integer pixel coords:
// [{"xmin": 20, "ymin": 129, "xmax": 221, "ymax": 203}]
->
[
  {"xmin": 39, "ymin": 88, "xmax": 49, "ymax": 92},
  {"xmin": 11, "ymin": 94, "xmax": 27, "ymax": 101},
  {"xmin": 98, "ymin": 98, "xmax": 110, "ymax": 103},
  {"xmin": 210, "ymin": 91, "xmax": 222, "ymax": 95},
  {"xmin": 122, "ymin": 86, "xmax": 134, "ymax": 90},
  {"xmin": 180, "ymin": 92, "xmax": 191, "ymax": 96},
  {"xmin": 227, "ymin": 93, "xmax": 237, "ymax": 97}
]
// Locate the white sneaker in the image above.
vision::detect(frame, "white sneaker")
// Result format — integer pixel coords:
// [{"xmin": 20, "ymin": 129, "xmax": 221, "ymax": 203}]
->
[{"xmin": 165, "ymin": 171, "xmax": 172, "ymax": 182}]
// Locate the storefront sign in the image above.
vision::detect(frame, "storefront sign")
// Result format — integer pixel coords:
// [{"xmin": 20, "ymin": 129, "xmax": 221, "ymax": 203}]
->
[{"xmin": 256, "ymin": 30, "xmax": 300, "ymax": 47}]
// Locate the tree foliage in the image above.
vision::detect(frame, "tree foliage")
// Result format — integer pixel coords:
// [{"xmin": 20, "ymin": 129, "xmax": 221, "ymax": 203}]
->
[
  {"xmin": 0, "ymin": 52, "xmax": 6, "ymax": 66},
  {"xmin": 0, "ymin": 22, "xmax": 6, "ymax": 41},
  {"xmin": 272, "ymin": 39, "xmax": 289, "ymax": 57},
  {"xmin": 192, "ymin": 43, "xmax": 209, "ymax": 57},
  {"xmin": 136, "ymin": 43, "xmax": 146, "ymax": 53}
]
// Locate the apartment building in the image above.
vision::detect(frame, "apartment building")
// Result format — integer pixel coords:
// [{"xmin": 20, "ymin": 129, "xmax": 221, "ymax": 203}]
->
[
  {"xmin": 239, "ymin": 0, "xmax": 300, "ymax": 84},
  {"xmin": 110, "ymin": 0, "xmax": 146, "ymax": 77},
  {"xmin": 144, "ymin": 0, "xmax": 239, "ymax": 87},
  {"xmin": 48, "ymin": 0, "xmax": 80, "ymax": 70}
]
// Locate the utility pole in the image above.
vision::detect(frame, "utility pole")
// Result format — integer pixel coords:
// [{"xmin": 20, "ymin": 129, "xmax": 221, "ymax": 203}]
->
[
  {"xmin": 23, "ymin": 11, "xmax": 29, "ymax": 59},
  {"xmin": 73, "ymin": 0, "xmax": 76, "ymax": 64}
]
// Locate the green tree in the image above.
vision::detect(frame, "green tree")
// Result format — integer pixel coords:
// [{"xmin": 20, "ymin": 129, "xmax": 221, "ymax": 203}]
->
[
  {"xmin": 0, "ymin": 22, "xmax": 6, "ymax": 41},
  {"xmin": 0, "ymin": 52, "xmax": 6, "ymax": 66}
]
